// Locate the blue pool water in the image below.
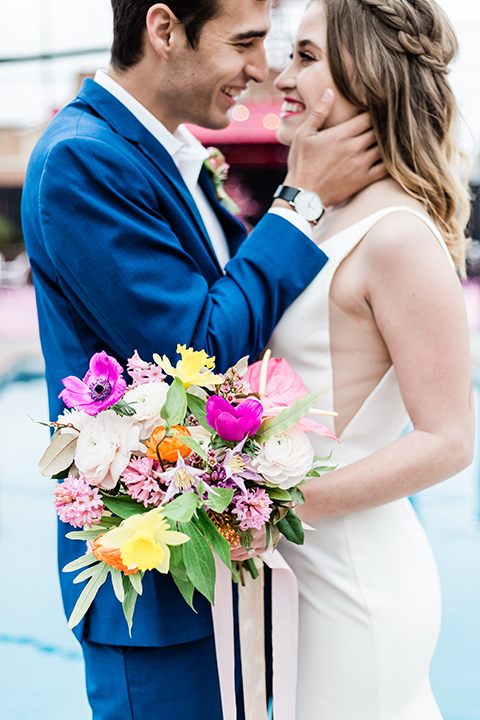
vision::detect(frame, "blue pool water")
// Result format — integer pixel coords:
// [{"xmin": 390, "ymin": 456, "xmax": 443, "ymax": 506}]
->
[{"xmin": 1, "ymin": 378, "xmax": 479, "ymax": 719}]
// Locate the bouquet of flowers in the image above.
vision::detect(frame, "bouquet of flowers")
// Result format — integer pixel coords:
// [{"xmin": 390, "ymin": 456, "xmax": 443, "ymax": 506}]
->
[{"xmin": 37, "ymin": 345, "xmax": 337, "ymax": 634}]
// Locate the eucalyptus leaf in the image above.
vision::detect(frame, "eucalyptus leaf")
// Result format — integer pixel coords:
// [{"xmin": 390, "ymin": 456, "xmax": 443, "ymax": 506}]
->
[
  {"xmin": 66, "ymin": 529, "xmax": 103, "ymax": 541},
  {"xmin": 178, "ymin": 521, "xmax": 216, "ymax": 605},
  {"xmin": 186, "ymin": 393, "xmax": 214, "ymax": 433},
  {"xmin": 110, "ymin": 568, "xmax": 125, "ymax": 603},
  {"xmin": 161, "ymin": 493, "xmax": 199, "ymax": 523},
  {"xmin": 102, "ymin": 494, "xmax": 150, "ymax": 519},
  {"xmin": 67, "ymin": 563, "xmax": 109, "ymax": 630},
  {"xmin": 194, "ymin": 508, "xmax": 231, "ymax": 568},
  {"xmin": 96, "ymin": 515, "xmax": 123, "ymax": 529},
  {"xmin": 161, "ymin": 377, "xmax": 187, "ymax": 425},
  {"xmin": 129, "ymin": 570, "xmax": 144, "ymax": 595},
  {"xmin": 176, "ymin": 435, "xmax": 208, "ymax": 462},
  {"xmin": 206, "ymin": 487, "xmax": 234, "ymax": 514},
  {"xmin": 254, "ymin": 388, "xmax": 329, "ymax": 444},
  {"xmin": 63, "ymin": 551, "xmax": 96, "ymax": 573},
  {"xmin": 38, "ymin": 431, "xmax": 78, "ymax": 477},
  {"xmin": 73, "ymin": 564, "xmax": 103, "ymax": 584},
  {"xmin": 122, "ymin": 575, "xmax": 139, "ymax": 637},
  {"xmin": 277, "ymin": 507, "xmax": 304, "ymax": 545},
  {"xmin": 169, "ymin": 545, "xmax": 196, "ymax": 611}
]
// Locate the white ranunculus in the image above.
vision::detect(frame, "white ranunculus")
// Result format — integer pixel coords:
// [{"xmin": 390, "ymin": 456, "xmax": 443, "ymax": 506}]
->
[
  {"xmin": 74, "ymin": 410, "xmax": 143, "ymax": 489},
  {"xmin": 123, "ymin": 382, "xmax": 169, "ymax": 439},
  {"xmin": 57, "ymin": 408, "xmax": 91, "ymax": 433},
  {"xmin": 251, "ymin": 427, "xmax": 314, "ymax": 489}
]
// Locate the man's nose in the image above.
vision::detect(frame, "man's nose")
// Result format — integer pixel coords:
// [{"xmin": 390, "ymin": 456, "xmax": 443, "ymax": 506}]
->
[{"xmin": 246, "ymin": 47, "xmax": 269, "ymax": 84}]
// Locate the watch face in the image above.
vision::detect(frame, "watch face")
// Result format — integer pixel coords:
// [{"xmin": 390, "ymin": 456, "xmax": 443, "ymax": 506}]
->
[{"xmin": 294, "ymin": 190, "xmax": 324, "ymax": 222}]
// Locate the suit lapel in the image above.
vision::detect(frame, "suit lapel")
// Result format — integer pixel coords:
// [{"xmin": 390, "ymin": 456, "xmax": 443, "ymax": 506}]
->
[{"xmin": 77, "ymin": 79, "xmax": 223, "ymax": 271}]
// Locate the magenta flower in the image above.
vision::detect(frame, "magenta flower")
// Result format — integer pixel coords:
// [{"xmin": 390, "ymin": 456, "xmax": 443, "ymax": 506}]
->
[
  {"xmin": 232, "ymin": 488, "xmax": 273, "ymax": 531},
  {"xmin": 54, "ymin": 475, "xmax": 104, "ymax": 528},
  {"xmin": 59, "ymin": 351, "xmax": 127, "ymax": 415},
  {"xmin": 206, "ymin": 396, "xmax": 263, "ymax": 443}
]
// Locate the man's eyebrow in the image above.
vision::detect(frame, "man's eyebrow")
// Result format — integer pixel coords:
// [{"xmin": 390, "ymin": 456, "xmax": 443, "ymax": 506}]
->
[{"xmin": 231, "ymin": 29, "xmax": 268, "ymax": 41}]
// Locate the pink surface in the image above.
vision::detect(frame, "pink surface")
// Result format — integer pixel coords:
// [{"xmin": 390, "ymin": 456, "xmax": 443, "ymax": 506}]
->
[{"xmin": 0, "ymin": 286, "xmax": 39, "ymax": 340}]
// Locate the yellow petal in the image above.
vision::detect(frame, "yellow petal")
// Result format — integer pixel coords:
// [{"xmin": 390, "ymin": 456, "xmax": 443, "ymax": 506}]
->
[
  {"xmin": 121, "ymin": 535, "xmax": 165, "ymax": 571},
  {"xmin": 155, "ymin": 544, "xmax": 171, "ymax": 574}
]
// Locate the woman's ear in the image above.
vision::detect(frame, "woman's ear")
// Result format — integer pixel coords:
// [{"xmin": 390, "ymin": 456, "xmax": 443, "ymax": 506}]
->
[{"xmin": 146, "ymin": 3, "xmax": 180, "ymax": 60}]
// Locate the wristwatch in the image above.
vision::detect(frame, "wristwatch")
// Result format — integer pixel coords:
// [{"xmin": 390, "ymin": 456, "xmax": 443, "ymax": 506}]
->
[{"xmin": 273, "ymin": 184, "xmax": 324, "ymax": 225}]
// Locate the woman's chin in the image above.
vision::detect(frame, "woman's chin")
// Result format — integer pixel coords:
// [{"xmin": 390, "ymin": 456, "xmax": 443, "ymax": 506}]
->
[{"xmin": 275, "ymin": 126, "xmax": 293, "ymax": 147}]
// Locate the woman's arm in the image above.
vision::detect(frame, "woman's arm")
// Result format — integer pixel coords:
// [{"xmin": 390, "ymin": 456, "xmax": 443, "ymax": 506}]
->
[{"xmin": 298, "ymin": 212, "xmax": 474, "ymax": 522}]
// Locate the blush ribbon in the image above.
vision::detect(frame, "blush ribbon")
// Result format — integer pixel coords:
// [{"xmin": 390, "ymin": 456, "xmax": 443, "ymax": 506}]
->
[{"xmin": 212, "ymin": 549, "xmax": 298, "ymax": 720}]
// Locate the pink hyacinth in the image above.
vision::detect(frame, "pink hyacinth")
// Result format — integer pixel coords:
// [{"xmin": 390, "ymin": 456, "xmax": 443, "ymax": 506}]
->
[
  {"xmin": 127, "ymin": 350, "xmax": 165, "ymax": 387},
  {"xmin": 54, "ymin": 475, "xmax": 104, "ymax": 528},
  {"xmin": 232, "ymin": 488, "xmax": 273, "ymax": 531},
  {"xmin": 122, "ymin": 456, "xmax": 165, "ymax": 507},
  {"xmin": 59, "ymin": 351, "xmax": 127, "ymax": 415}
]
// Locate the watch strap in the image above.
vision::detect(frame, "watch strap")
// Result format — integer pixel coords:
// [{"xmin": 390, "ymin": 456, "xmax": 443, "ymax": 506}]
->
[{"xmin": 273, "ymin": 185, "xmax": 301, "ymax": 204}]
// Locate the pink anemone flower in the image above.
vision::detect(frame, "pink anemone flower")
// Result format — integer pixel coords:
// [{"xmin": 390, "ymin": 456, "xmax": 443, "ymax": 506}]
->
[{"xmin": 59, "ymin": 351, "xmax": 127, "ymax": 415}]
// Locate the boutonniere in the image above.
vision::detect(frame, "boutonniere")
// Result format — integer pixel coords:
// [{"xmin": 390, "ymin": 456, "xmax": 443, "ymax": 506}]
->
[{"xmin": 203, "ymin": 146, "xmax": 241, "ymax": 215}]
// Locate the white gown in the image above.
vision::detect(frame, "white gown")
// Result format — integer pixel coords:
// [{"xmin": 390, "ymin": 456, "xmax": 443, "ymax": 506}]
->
[{"xmin": 269, "ymin": 207, "xmax": 449, "ymax": 719}]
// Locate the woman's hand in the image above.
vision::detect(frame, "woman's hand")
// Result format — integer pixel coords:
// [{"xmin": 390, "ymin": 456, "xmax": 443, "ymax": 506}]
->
[{"xmin": 230, "ymin": 526, "xmax": 268, "ymax": 562}]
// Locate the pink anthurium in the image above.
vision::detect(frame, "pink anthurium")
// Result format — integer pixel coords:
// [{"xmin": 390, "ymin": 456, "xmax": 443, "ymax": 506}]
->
[{"xmin": 244, "ymin": 354, "xmax": 339, "ymax": 443}]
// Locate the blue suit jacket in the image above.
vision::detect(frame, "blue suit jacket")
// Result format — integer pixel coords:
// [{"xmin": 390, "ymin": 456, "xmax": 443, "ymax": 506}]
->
[{"xmin": 21, "ymin": 78, "xmax": 328, "ymax": 647}]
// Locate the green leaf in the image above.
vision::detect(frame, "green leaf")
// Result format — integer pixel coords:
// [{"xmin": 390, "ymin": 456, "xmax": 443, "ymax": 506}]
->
[
  {"xmin": 161, "ymin": 493, "xmax": 199, "ymax": 523},
  {"xmin": 161, "ymin": 378, "xmax": 187, "ymax": 425},
  {"xmin": 310, "ymin": 465, "xmax": 338, "ymax": 474},
  {"xmin": 129, "ymin": 570, "xmax": 144, "ymax": 596},
  {"xmin": 206, "ymin": 487, "xmax": 234, "ymax": 514},
  {"xmin": 111, "ymin": 399, "xmax": 137, "ymax": 417},
  {"xmin": 101, "ymin": 494, "xmax": 150, "ymax": 519},
  {"xmin": 277, "ymin": 507, "xmax": 304, "ymax": 545},
  {"xmin": 66, "ymin": 529, "xmax": 103, "ymax": 541},
  {"xmin": 254, "ymin": 388, "xmax": 329, "ymax": 443},
  {"xmin": 96, "ymin": 515, "xmax": 123, "ymax": 529},
  {"xmin": 38, "ymin": 430, "xmax": 78, "ymax": 477},
  {"xmin": 122, "ymin": 575, "xmax": 139, "ymax": 637},
  {"xmin": 169, "ymin": 545, "xmax": 196, "ymax": 612},
  {"xmin": 271, "ymin": 522, "xmax": 280, "ymax": 550},
  {"xmin": 265, "ymin": 522, "xmax": 271, "ymax": 550},
  {"xmin": 63, "ymin": 551, "xmax": 96, "ymax": 573},
  {"xmin": 176, "ymin": 435, "xmax": 208, "ymax": 462},
  {"xmin": 289, "ymin": 487, "xmax": 305, "ymax": 505},
  {"xmin": 67, "ymin": 563, "xmax": 109, "ymax": 630},
  {"xmin": 186, "ymin": 393, "xmax": 214, "ymax": 432},
  {"xmin": 194, "ymin": 507, "xmax": 231, "ymax": 569},
  {"xmin": 110, "ymin": 568, "xmax": 125, "ymax": 603},
  {"xmin": 178, "ymin": 521, "xmax": 216, "ymax": 605},
  {"xmin": 239, "ymin": 528, "xmax": 253, "ymax": 550},
  {"xmin": 265, "ymin": 487, "xmax": 292, "ymax": 502},
  {"xmin": 73, "ymin": 563, "xmax": 103, "ymax": 584}
]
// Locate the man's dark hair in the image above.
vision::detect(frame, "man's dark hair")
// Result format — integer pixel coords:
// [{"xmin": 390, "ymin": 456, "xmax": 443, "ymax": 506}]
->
[{"xmin": 110, "ymin": 0, "xmax": 222, "ymax": 70}]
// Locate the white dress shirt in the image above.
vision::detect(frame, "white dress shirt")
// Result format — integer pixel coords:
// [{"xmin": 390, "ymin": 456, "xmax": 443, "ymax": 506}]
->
[{"xmin": 94, "ymin": 70, "xmax": 311, "ymax": 270}]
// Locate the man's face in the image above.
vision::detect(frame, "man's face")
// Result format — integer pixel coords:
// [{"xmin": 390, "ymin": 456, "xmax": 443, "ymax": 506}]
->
[{"xmin": 162, "ymin": 0, "xmax": 271, "ymax": 131}]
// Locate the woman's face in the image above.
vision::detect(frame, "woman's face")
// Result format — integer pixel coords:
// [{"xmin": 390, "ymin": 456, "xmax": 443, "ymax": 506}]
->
[{"xmin": 275, "ymin": 2, "xmax": 357, "ymax": 146}]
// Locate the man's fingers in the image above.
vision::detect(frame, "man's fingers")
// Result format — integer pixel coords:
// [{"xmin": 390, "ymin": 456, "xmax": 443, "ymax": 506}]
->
[
  {"xmin": 299, "ymin": 88, "xmax": 335, "ymax": 133},
  {"xmin": 340, "ymin": 111, "xmax": 373, "ymax": 138},
  {"xmin": 368, "ymin": 160, "xmax": 388, "ymax": 182}
]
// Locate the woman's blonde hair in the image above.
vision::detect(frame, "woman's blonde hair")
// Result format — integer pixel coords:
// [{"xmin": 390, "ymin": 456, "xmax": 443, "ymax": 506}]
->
[{"xmin": 317, "ymin": 0, "xmax": 470, "ymax": 273}]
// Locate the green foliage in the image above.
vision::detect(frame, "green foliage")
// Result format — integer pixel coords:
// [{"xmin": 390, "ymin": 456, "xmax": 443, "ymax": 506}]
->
[{"xmin": 162, "ymin": 378, "xmax": 187, "ymax": 425}]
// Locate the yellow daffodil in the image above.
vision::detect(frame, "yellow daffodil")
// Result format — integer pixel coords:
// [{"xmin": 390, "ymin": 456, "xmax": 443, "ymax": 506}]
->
[
  {"xmin": 153, "ymin": 344, "xmax": 224, "ymax": 388},
  {"xmin": 99, "ymin": 508, "xmax": 189, "ymax": 573}
]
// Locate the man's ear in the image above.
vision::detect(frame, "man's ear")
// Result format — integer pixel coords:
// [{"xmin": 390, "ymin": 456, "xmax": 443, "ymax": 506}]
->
[{"xmin": 146, "ymin": 3, "xmax": 181, "ymax": 59}]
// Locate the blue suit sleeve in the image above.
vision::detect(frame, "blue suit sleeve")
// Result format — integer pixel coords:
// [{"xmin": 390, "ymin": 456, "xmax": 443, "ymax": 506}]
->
[{"xmin": 37, "ymin": 136, "xmax": 327, "ymax": 370}]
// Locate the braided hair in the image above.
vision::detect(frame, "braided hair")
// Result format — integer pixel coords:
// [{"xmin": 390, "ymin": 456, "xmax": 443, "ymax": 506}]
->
[{"xmin": 315, "ymin": 0, "xmax": 470, "ymax": 273}]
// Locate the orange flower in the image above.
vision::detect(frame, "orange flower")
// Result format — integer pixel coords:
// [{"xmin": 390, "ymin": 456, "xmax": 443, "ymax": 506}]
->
[
  {"xmin": 145, "ymin": 425, "xmax": 192, "ymax": 464},
  {"xmin": 92, "ymin": 534, "xmax": 138, "ymax": 575}
]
